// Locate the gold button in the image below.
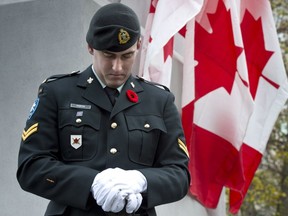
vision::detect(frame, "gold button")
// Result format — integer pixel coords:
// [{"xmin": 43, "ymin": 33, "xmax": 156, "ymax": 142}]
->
[
  {"xmin": 76, "ymin": 118, "xmax": 82, "ymax": 123},
  {"xmin": 111, "ymin": 122, "xmax": 118, "ymax": 129},
  {"xmin": 144, "ymin": 123, "xmax": 150, "ymax": 128},
  {"xmin": 110, "ymin": 148, "xmax": 117, "ymax": 154}
]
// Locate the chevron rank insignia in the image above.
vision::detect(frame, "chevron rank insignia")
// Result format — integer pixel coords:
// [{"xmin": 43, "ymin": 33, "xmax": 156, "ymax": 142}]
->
[
  {"xmin": 22, "ymin": 123, "xmax": 38, "ymax": 141},
  {"xmin": 178, "ymin": 138, "xmax": 189, "ymax": 158}
]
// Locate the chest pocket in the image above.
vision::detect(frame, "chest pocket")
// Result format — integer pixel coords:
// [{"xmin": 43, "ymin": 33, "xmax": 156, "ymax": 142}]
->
[
  {"xmin": 58, "ymin": 109, "xmax": 101, "ymax": 161},
  {"xmin": 126, "ymin": 115, "xmax": 167, "ymax": 166}
]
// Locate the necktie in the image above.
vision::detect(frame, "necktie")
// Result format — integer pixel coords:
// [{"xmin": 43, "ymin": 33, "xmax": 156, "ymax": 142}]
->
[{"xmin": 104, "ymin": 86, "xmax": 119, "ymax": 105}]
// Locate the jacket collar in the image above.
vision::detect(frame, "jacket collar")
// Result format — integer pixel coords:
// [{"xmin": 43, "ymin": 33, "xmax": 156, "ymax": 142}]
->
[{"xmin": 77, "ymin": 66, "xmax": 143, "ymax": 118}]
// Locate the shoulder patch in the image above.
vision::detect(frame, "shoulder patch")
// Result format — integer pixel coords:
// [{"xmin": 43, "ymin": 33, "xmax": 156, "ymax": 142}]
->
[
  {"xmin": 28, "ymin": 98, "xmax": 39, "ymax": 119},
  {"xmin": 42, "ymin": 70, "xmax": 81, "ymax": 83},
  {"xmin": 136, "ymin": 76, "xmax": 170, "ymax": 92}
]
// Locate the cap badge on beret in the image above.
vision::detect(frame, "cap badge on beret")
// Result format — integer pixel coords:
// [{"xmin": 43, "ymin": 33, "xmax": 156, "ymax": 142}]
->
[{"xmin": 118, "ymin": 29, "xmax": 130, "ymax": 45}]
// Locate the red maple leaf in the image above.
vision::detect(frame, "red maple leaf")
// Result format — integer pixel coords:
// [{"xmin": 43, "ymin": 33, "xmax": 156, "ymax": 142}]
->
[
  {"xmin": 72, "ymin": 138, "xmax": 80, "ymax": 144},
  {"xmin": 241, "ymin": 10, "xmax": 275, "ymax": 99},
  {"xmin": 194, "ymin": 0, "xmax": 243, "ymax": 100},
  {"xmin": 163, "ymin": 37, "xmax": 174, "ymax": 62},
  {"xmin": 179, "ymin": 25, "xmax": 187, "ymax": 38},
  {"xmin": 149, "ymin": 1, "xmax": 156, "ymax": 13}
]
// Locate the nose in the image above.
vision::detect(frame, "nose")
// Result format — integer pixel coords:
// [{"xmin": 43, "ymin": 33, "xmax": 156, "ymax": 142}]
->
[{"xmin": 112, "ymin": 58, "xmax": 123, "ymax": 72}]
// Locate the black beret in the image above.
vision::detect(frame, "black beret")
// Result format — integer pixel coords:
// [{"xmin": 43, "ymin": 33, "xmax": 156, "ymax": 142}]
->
[{"xmin": 86, "ymin": 3, "xmax": 140, "ymax": 52}]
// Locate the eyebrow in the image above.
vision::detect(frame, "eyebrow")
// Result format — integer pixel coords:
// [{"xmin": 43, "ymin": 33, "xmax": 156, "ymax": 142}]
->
[{"xmin": 123, "ymin": 50, "xmax": 136, "ymax": 55}]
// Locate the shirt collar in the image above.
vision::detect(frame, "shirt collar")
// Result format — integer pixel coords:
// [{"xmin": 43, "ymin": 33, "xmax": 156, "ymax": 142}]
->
[{"xmin": 91, "ymin": 65, "xmax": 124, "ymax": 92}]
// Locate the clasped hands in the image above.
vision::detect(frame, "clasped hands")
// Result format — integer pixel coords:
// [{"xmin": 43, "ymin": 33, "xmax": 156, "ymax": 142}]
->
[{"xmin": 91, "ymin": 168, "xmax": 147, "ymax": 213}]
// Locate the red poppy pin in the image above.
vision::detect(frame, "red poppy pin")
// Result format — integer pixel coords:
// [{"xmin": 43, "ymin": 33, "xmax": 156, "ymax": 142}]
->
[{"xmin": 126, "ymin": 90, "xmax": 138, "ymax": 103}]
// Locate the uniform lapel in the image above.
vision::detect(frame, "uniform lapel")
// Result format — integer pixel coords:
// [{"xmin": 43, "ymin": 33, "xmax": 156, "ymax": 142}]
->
[
  {"xmin": 77, "ymin": 67, "xmax": 112, "ymax": 112},
  {"xmin": 111, "ymin": 76, "xmax": 143, "ymax": 118},
  {"xmin": 77, "ymin": 69, "xmax": 143, "ymax": 116}
]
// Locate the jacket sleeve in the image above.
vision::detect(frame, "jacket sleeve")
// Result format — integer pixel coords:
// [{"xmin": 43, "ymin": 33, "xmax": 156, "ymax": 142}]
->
[
  {"xmin": 139, "ymin": 92, "xmax": 191, "ymax": 208},
  {"xmin": 16, "ymin": 82, "xmax": 98, "ymax": 210}
]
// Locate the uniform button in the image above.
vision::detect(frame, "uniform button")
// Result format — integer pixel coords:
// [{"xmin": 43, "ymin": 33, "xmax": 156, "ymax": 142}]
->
[
  {"xmin": 144, "ymin": 123, "xmax": 150, "ymax": 129},
  {"xmin": 76, "ymin": 118, "xmax": 82, "ymax": 123},
  {"xmin": 111, "ymin": 122, "xmax": 118, "ymax": 129},
  {"xmin": 110, "ymin": 148, "xmax": 117, "ymax": 154}
]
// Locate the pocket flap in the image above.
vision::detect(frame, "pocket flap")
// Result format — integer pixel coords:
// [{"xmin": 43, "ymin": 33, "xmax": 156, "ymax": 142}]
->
[
  {"xmin": 59, "ymin": 109, "xmax": 100, "ymax": 130},
  {"xmin": 126, "ymin": 115, "xmax": 167, "ymax": 133}
]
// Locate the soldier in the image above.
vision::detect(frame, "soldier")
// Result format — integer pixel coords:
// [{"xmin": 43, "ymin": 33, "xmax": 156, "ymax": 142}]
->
[{"xmin": 17, "ymin": 3, "xmax": 190, "ymax": 216}]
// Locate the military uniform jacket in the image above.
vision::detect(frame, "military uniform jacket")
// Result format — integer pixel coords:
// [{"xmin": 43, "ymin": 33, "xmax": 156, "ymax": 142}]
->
[{"xmin": 17, "ymin": 66, "xmax": 190, "ymax": 216}]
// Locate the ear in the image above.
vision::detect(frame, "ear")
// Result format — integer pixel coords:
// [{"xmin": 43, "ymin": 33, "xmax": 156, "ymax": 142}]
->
[
  {"xmin": 87, "ymin": 44, "xmax": 94, "ymax": 55},
  {"xmin": 136, "ymin": 38, "xmax": 142, "ymax": 50}
]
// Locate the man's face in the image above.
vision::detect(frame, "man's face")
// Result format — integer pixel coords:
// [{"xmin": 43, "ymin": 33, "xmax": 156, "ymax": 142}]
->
[{"xmin": 89, "ymin": 40, "xmax": 141, "ymax": 88}]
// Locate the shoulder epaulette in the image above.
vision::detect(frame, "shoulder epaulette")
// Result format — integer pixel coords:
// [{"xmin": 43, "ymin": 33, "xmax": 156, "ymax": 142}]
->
[
  {"xmin": 42, "ymin": 71, "xmax": 81, "ymax": 83},
  {"xmin": 136, "ymin": 76, "xmax": 170, "ymax": 92}
]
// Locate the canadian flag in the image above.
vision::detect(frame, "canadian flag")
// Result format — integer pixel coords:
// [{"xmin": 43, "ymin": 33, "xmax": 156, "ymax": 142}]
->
[
  {"xmin": 139, "ymin": 0, "xmax": 203, "ymax": 87},
  {"xmin": 229, "ymin": 0, "xmax": 288, "ymax": 213},
  {"xmin": 139, "ymin": 0, "xmax": 288, "ymax": 215}
]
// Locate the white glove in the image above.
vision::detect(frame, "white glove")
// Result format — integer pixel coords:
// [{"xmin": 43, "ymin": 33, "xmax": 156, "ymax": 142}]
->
[
  {"xmin": 106, "ymin": 168, "xmax": 147, "ymax": 193},
  {"xmin": 92, "ymin": 168, "xmax": 147, "ymax": 195},
  {"xmin": 126, "ymin": 193, "xmax": 143, "ymax": 213},
  {"xmin": 91, "ymin": 168, "xmax": 123, "ymax": 206},
  {"xmin": 101, "ymin": 186, "xmax": 132, "ymax": 212},
  {"xmin": 127, "ymin": 170, "xmax": 147, "ymax": 193},
  {"xmin": 91, "ymin": 174, "xmax": 114, "ymax": 206},
  {"xmin": 91, "ymin": 168, "xmax": 147, "ymax": 213}
]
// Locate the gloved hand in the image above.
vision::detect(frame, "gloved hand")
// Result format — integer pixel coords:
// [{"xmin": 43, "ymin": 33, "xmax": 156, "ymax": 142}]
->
[
  {"xmin": 100, "ymin": 187, "xmax": 143, "ymax": 213},
  {"xmin": 91, "ymin": 168, "xmax": 147, "ymax": 213},
  {"xmin": 101, "ymin": 186, "xmax": 132, "ymax": 212},
  {"xmin": 126, "ymin": 193, "xmax": 143, "ymax": 213},
  {"xmin": 91, "ymin": 168, "xmax": 125, "ymax": 208}
]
